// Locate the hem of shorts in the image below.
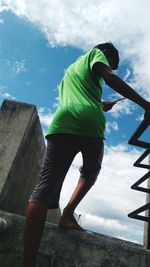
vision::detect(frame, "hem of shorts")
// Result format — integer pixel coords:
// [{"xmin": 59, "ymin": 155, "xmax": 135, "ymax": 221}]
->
[
  {"xmin": 79, "ymin": 177, "xmax": 96, "ymax": 185},
  {"xmin": 28, "ymin": 199, "xmax": 59, "ymax": 209},
  {"xmin": 45, "ymin": 131, "xmax": 105, "ymax": 139}
]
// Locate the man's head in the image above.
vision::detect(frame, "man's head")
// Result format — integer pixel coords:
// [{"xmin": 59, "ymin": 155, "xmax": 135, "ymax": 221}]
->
[{"xmin": 94, "ymin": 42, "xmax": 119, "ymax": 70}]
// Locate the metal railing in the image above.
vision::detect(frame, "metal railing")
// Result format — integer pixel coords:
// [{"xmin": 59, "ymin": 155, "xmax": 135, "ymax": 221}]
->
[{"xmin": 128, "ymin": 110, "xmax": 150, "ymax": 248}]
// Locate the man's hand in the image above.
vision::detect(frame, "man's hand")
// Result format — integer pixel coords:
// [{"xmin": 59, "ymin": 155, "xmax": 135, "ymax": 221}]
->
[{"xmin": 102, "ymin": 101, "xmax": 116, "ymax": 112}]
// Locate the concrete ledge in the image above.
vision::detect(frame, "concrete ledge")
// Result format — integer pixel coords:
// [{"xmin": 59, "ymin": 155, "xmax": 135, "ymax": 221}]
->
[{"xmin": 0, "ymin": 210, "xmax": 150, "ymax": 267}]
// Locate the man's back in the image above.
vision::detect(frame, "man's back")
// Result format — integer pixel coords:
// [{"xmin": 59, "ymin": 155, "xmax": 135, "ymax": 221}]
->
[{"xmin": 46, "ymin": 48, "xmax": 110, "ymax": 138}]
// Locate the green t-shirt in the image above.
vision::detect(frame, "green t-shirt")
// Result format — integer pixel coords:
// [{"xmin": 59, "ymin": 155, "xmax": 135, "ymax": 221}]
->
[{"xmin": 46, "ymin": 48, "xmax": 110, "ymax": 138}]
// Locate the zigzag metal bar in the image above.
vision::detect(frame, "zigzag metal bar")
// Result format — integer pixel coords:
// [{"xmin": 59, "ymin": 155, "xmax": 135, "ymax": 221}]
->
[
  {"xmin": 128, "ymin": 214, "xmax": 150, "ymax": 222},
  {"xmin": 128, "ymin": 119, "xmax": 150, "ymax": 148},
  {"xmin": 128, "ymin": 111, "xmax": 150, "ymax": 227},
  {"xmin": 134, "ymin": 148, "xmax": 150, "ymax": 169},
  {"xmin": 131, "ymin": 171, "xmax": 150, "ymax": 192},
  {"xmin": 128, "ymin": 203, "xmax": 150, "ymax": 222},
  {"xmin": 132, "ymin": 187, "xmax": 150, "ymax": 193}
]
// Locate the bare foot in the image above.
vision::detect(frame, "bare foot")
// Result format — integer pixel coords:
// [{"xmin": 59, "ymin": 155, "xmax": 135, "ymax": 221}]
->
[{"xmin": 58, "ymin": 213, "xmax": 85, "ymax": 232}]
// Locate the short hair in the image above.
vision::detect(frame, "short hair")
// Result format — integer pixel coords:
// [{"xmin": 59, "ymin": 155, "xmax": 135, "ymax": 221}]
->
[{"xmin": 94, "ymin": 42, "xmax": 119, "ymax": 69}]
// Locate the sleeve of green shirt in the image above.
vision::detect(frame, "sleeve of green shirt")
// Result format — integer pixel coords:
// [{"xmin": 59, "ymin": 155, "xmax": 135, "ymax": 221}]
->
[{"xmin": 90, "ymin": 48, "xmax": 110, "ymax": 70}]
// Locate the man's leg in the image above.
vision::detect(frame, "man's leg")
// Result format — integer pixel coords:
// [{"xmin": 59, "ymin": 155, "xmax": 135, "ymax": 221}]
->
[
  {"xmin": 59, "ymin": 136, "xmax": 104, "ymax": 231},
  {"xmin": 23, "ymin": 202, "xmax": 48, "ymax": 267},
  {"xmin": 23, "ymin": 134, "xmax": 79, "ymax": 266},
  {"xmin": 59, "ymin": 179, "xmax": 93, "ymax": 231}
]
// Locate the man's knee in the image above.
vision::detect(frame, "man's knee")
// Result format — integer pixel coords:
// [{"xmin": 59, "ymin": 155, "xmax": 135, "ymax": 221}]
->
[{"xmin": 79, "ymin": 165, "xmax": 101, "ymax": 185}]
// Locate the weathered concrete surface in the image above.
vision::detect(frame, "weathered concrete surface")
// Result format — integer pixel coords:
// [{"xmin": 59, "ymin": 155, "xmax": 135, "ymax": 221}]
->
[
  {"xmin": 0, "ymin": 210, "xmax": 150, "ymax": 267},
  {"xmin": 0, "ymin": 99, "xmax": 60, "ymax": 224},
  {"xmin": 0, "ymin": 99, "xmax": 46, "ymax": 216},
  {"xmin": 0, "ymin": 100, "xmax": 60, "ymax": 223}
]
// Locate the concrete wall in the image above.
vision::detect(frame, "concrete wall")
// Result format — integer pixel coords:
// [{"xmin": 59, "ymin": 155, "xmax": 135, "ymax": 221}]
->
[
  {"xmin": 0, "ymin": 99, "xmax": 46, "ymax": 216},
  {"xmin": 0, "ymin": 209, "xmax": 150, "ymax": 267},
  {"xmin": 0, "ymin": 99, "xmax": 60, "ymax": 223}
]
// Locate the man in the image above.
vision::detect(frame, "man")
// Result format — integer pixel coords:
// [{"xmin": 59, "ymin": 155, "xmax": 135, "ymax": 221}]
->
[{"xmin": 24, "ymin": 42, "xmax": 150, "ymax": 267}]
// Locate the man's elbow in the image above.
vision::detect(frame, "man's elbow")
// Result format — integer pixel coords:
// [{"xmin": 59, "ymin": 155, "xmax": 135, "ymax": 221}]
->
[{"xmin": 104, "ymin": 73, "xmax": 117, "ymax": 88}]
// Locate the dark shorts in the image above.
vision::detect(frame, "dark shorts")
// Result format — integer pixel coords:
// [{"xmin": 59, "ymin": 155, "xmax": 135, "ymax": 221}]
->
[{"xmin": 29, "ymin": 133, "xmax": 104, "ymax": 209}]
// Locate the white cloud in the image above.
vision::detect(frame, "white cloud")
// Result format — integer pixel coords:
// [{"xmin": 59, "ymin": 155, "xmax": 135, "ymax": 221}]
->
[
  {"xmin": 0, "ymin": 85, "xmax": 16, "ymax": 100},
  {"xmin": 0, "ymin": 1, "xmax": 9, "ymax": 12},
  {"xmin": 123, "ymin": 68, "xmax": 132, "ymax": 82},
  {"xmin": 83, "ymin": 212, "xmax": 128, "ymax": 232},
  {"xmin": 103, "ymin": 92, "xmax": 135, "ymax": 118},
  {"xmin": 106, "ymin": 121, "xmax": 119, "ymax": 134},
  {"xmin": 53, "ymin": 96, "xmax": 59, "ymax": 108},
  {"xmin": 136, "ymin": 114, "xmax": 144, "ymax": 122},
  {"xmin": 13, "ymin": 60, "xmax": 27, "ymax": 74},
  {"xmin": 0, "ymin": 18, "xmax": 3, "ymax": 24},
  {"xmin": 60, "ymin": 144, "xmax": 148, "ymax": 243},
  {"xmin": 38, "ymin": 107, "xmax": 54, "ymax": 127},
  {"xmin": 109, "ymin": 99, "xmax": 136, "ymax": 118},
  {"xmin": 1, "ymin": 0, "xmax": 150, "ymax": 97}
]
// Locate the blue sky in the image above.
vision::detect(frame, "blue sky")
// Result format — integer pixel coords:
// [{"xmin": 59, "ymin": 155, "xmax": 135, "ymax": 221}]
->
[
  {"xmin": 0, "ymin": 11, "xmax": 145, "ymax": 144},
  {"xmin": 0, "ymin": 1, "xmax": 150, "ymax": 245}
]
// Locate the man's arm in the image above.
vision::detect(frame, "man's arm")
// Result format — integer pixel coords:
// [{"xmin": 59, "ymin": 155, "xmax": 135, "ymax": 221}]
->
[{"xmin": 92, "ymin": 62, "xmax": 150, "ymax": 110}]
